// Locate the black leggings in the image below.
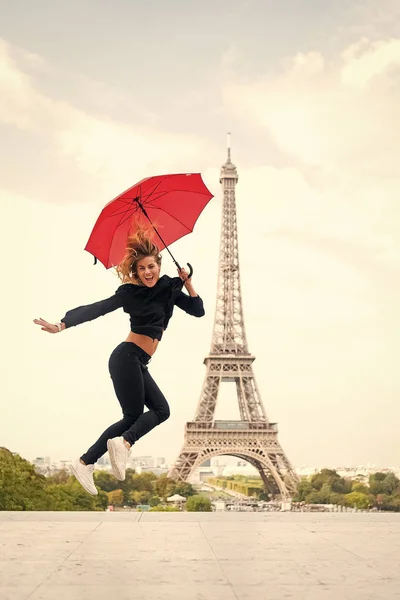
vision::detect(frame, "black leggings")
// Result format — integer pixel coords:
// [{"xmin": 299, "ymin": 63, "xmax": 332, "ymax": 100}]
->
[{"xmin": 81, "ymin": 342, "xmax": 170, "ymax": 465}]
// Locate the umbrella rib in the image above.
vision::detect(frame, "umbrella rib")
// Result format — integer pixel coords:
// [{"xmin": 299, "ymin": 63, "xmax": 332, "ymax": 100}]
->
[
  {"xmin": 149, "ymin": 206, "xmax": 193, "ymax": 233},
  {"xmin": 140, "ymin": 177, "xmax": 212, "ymax": 205},
  {"xmin": 105, "ymin": 207, "xmax": 134, "ymax": 220},
  {"xmin": 99, "ymin": 190, "xmax": 211, "ymax": 228},
  {"xmin": 101, "ymin": 200, "xmax": 136, "ymax": 224},
  {"xmin": 105, "ymin": 205, "xmax": 140, "ymax": 268},
  {"xmin": 106, "ymin": 182, "xmax": 163, "ymax": 219},
  {"xmin": 93, "ymin": 175, "xmax": 212, "ymax": 266},
  {"xmin": 108, "ymin": 173, "xmax": 209, "ymax": 208},
  {"xmin": 106, "ymin": 205, "xmax": 138, "ymax": 236},
  {"xmin": 106, "ymin": 206, "xmax": 136, "ymax": 219},
  {"xmin": 143, "ymin": 190, "xmax": 170, "ymax": 206},
  {"xmin": 144, "ymin": 187, "xmax": 212, "ymax": 207},
  {"xmin": 99, "ymin": 192, "xmax": 162, "ymax": 223},
  {"xmin": 108, "ymin": 179, "xmax": 211, "ymax": 216},
  {"xmin": 140, "ymin": 180, "xmax": 163, "ymax": 204},
  {"xmin": 117, "ymin": 205, "xmax": 140, "ymax": 229}
]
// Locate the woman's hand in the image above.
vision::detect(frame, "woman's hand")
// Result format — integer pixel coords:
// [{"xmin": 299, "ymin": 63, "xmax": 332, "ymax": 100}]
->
[
  {"xmin": 178, "ymin": 267, "xmax": 191, "ymax": 282},
  {"xmin": 33, "ymin": 318, "xmax": 63, "ymax": 333},
  {"xmin": 177, "ymin": 268, "xmax": 198, "ymax": 297}
]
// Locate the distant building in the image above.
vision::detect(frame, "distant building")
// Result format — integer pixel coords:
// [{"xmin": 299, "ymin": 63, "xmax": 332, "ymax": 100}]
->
[
  {"xmin": 135, "ymin": 466, "xmax": 169, "ymax": 476},
  {"xmin": 131, "ymin": 456, "xmax": 155, "ymax": 468},
  {"xmin": 129, "ymin": 456, "xmax": 167, "ymax": 470},
  {"xmin": 33, "ymin": 456, "xmax": 51, "ymax": 466}
]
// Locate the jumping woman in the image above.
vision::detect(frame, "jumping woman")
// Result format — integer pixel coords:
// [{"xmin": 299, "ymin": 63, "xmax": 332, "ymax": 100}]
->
[{"xmin": 33, "ymin": 228, "xmax": 204, "ymax": 495}]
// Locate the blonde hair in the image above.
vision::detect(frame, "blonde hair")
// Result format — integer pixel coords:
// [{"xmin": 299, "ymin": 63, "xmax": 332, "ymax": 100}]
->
[{"xmin": 116, "ymin": 225, "xmax": 162, "ymax": 284}]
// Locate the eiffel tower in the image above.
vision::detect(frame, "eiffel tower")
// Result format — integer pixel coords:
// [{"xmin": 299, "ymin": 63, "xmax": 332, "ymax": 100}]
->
[{"xmin": 169, "ymin": 137, "xmax": 299, "ymax": 498}]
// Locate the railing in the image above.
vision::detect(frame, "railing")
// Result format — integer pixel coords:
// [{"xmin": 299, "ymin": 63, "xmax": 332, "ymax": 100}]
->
[{"xmin": 186, "ymin": 421, "xmax": 278, "ymax": 432}]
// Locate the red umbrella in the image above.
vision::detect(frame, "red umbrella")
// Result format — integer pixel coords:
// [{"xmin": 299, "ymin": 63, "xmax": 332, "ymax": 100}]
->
[{"xmin": 85, "ymin": 173, "xmax": 213, "ymax": 274}]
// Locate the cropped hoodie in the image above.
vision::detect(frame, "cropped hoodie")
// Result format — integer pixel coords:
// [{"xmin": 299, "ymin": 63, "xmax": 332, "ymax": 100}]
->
[{"xmin": 61, "ymin": 275, "xmax": 205, "ymax": 341}]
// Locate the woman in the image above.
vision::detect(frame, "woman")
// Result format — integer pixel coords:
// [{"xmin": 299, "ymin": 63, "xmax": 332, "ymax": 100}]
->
[{"xmin": 33, "ymin": 228, "xmax": 205, "ymax": 495}]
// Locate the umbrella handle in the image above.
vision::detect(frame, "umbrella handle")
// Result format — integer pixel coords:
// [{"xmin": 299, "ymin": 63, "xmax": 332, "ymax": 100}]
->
[{"xmin": 176, "ymin": 262, "xmax": 193, "ymax": 279}]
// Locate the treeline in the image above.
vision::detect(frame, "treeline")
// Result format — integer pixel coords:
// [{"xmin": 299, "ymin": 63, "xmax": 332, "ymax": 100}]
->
[
  {"xmin": 0, "ymin": 448, "xmax": 211, "ymax": 512},
  {"xmin": 93, "ymin": 469, "xmax": 209, "ymax": 511},
  {"xmin": 4, "ymin": 447, "xmax": 397, "ymax": 512},
  {"xmin": 208, "ymin": 470, "xmax": 400, "ymax": 511},
  {"xmin": 293, "ymin": 469, "xmax": 400, "ymax": 511},
  {"xmin": 0, "ymin": 448, "xmax": 105, "ymax": 511},
  {"xmin": 207, "ymin": 475, "xmax": 268, "ymax": 500}
]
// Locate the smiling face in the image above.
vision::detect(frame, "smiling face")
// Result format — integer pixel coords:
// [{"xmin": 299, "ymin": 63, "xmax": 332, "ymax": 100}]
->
[{"xmin": 135, "ymin": 255, "xmax": 161, "ymax": 287}]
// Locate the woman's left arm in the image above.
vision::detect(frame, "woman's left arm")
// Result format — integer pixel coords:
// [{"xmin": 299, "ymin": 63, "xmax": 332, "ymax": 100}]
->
[{"xmin": 174, "ymin": 268, "xmax": 205, "ymax": 317}]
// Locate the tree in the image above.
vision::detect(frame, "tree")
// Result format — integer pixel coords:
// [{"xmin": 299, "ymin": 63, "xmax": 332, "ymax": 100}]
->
[
  {"xmin": 301, "ymin": 484, "xmax": 338, "ymax": 505},
  {"xmin": 318, "ymin": 483, "xmax": 334, "ymax": 504},
  {"xmin": 369, "ymin": 472, "xmax": 388, "ymax": 495},
  {"xmin": 46, "ymin": 469, "xmax": 71, "ymax": 485},
  {"xmin": 169, "ymin": 481, "xmax": 196, "ymax": 498},
  {"xmin": 149, "ymin": 495, "xmax": 161, "ymax": 507},
  {"xmin": 382, "ymin": 473, "xmax": 400, "ymax": 494},
  {"xmin": 107, "ymin": 489, "xmax": 124, "ymax": 506},
  {"xmin": 96, "ymin": 490, "xmax": 109, "ymax": 510},
  {"xmin": 0, "ymin": 448, "xmax": 47, "ymax": 510},
  {"xmin": 154, "ymin": 474, "xmax": 174, "ymax": 499},
  {"xmin": 45, "ymin": 482, "xmax": 106, "ymax": 511},
  {"xmin": 311, "ymin": 469, "xmax": 351, "ymax": 495},
  {"xmin": 258, "ymin": 491, "xmax": 269, "ymax": 501},
  {"xmin": 331, "ymin": 477, "xmax": 352, "ymax": 495},
  {"xmin": 305, "ymin": 490, "xmax": 324, "ymax": 504},
  {"xmin": 352, "ymin": 482, "xmax": 370, "ymax": 495},
  {"xmin": 121, "ymin": 471, "xmax": 157, "ymax": 495},
  {"xmin": 0, "ymin": 448, "xmax": 108, "ymax": 512},
  {"xmin": 293, "ymin": 478, "xmax": 313, "ymax": 502},
  {"xmin": 344, "ymin": 492, "xmax": 371, "ymax": 510},
  {"xmin": 149, "ymin": 505, "xmax": 179, "ymax": 512},
  {"xmin": 153, "ymin": 474, "xmax": 192, "ymax": 500},
  {"xmin": 129, "ymin": 490, "xmax": 151, "ymax": 505},
  {"xmin": 94, "ymin": 471, "xmax": 119, "ymax": 493},
  {"xmin": 376, "ymin": 494, "xmax": 400, "ymax": 512},
  {"xmin": 186, "ymin": 495, "xmax": 212, "ymax": 512}
]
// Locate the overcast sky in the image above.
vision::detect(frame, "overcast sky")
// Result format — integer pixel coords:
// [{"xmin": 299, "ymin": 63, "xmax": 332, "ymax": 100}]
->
[{"xmin": 1, "ymin": 0, "xmax": 399, "ymax": 470}]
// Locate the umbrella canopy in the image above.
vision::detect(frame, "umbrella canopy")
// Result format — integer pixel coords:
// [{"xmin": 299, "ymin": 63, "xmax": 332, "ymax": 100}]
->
[
  {"xmin": 85, "ymin": 173, "xmax": 213, "ymax": 269},
  {"xmin": 167, "ymin": 494, "xmax": 187, "ymax": 502}
]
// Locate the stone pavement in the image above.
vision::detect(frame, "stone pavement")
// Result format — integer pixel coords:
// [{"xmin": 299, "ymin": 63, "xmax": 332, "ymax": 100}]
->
[{"xmin": 0, "ymin": 511, "xmax": 399, "ymax": 600}]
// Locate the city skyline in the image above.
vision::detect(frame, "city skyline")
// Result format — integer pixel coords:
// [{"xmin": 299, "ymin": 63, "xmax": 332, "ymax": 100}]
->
[
  {"xmin": 29, "ymin": 452, "xmax": 400, "ymax": 481},
  {"xmin": 1, "ymin": 0, "xmax": 400, "ymax": 467}
]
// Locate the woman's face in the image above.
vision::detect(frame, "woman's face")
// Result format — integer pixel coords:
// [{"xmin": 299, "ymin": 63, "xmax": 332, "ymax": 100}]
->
[{"xmin": 136, "ymin": 255, "xmax": 161, "ymax": 287}]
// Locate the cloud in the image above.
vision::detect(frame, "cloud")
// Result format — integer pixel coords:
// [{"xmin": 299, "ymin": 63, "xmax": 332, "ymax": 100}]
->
[
  {"xmin": 215, "ymin": 31, "xmax": 400, "ymax": 431},
  {"xmin": 0, "ymin": 38, "xmax": 214, "ymax": 195},
  {"xmin": 343, "ymin": 0, "xmax": 400, "ymax": 40},
  {"xmin": 341, "ymin": 37, "xmax": 400, "ymax": 88},
  {"xmin": 0, "ymin": 39, "xmax": 51, "ymax": 130},
  {"xmin": 219, "ymin": 34, "xmax": 400, "ymax": 267},
  {"xmin": 222, "ymin": 37, "xmax": 400, "ymax": 179}
]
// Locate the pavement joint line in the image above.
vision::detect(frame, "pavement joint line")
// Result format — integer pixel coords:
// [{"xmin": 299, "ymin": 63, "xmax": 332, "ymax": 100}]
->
[
  {"xmin": 24, "ymin": 520, "xmax": 103, "ymax": 600},
  {"xmin": 317, "ymin": 532, "xmax": 366, "ymax": 561},
  {"xmin": 2, "ymin": 513, "xmax": 400, "ymax": 598},
  {"xmin": 198, "ymin": 521, "xmax": 240, "ymax": 600}
]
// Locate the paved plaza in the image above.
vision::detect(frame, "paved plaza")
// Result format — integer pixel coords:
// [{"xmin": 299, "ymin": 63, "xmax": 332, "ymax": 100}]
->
[{"xmin": 0, "ymin": 511, "xmax": 399, "ymax": 600}]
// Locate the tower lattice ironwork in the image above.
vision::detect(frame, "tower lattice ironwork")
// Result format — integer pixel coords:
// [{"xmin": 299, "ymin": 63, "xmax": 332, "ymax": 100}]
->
[{"xmin": 169, "ymin": 136, "xmax": 298, "ymax": 498}]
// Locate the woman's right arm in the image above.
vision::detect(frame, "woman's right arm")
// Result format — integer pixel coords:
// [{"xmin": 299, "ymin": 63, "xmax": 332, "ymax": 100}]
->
[{"xmin": 33, "ymin": 293, "xmax": 124, "ymax": 334}]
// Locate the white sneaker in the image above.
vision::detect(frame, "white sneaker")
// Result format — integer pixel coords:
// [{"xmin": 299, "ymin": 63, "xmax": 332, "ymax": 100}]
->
[
  {"xmin": 107, "ymin": 437, "xmax": 130, "ymax": 481},
  {"xmin": 70, "ymin": 459, "xmax": 98, "ymax": 496}
]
